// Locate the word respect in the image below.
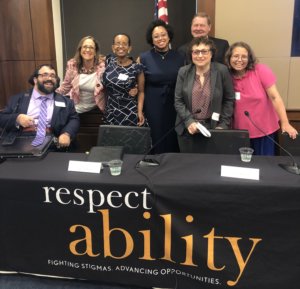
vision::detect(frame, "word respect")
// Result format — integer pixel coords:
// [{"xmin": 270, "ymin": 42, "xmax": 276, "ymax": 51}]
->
[{"xmin": 42, "ymin": 186, "xmax": 152, "ymax": 213}]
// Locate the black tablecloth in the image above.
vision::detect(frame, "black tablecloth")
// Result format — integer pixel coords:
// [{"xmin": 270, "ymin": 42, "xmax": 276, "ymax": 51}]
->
[{"xmin": 0, "ymin": 152, "xmax": 300, "ymax": 289}]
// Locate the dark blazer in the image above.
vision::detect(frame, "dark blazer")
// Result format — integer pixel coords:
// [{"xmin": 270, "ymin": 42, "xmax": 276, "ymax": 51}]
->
[
  {"xmin": 177, "ymin": 36, "xmax": 230, "ymax": 64},
  {"xmin": 0, "ymin": 89, "xmax": 80, "ymax": 140},
  {"xmin": 174, "ymin": 62, "xmax": 235, "ymax": 135}
]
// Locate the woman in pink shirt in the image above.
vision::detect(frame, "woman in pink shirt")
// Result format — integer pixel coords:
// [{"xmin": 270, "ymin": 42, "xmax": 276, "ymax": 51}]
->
[
  {"xmin": 56, "ymin": 36, "xmax": 105, "ymax": 114},
  {"xmin": 225, "ymin": 41, "xmax": 297, "ymax": 155}
]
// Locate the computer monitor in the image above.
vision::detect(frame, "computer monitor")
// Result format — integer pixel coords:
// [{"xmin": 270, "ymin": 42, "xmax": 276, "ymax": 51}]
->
[
  {"xmin": 97, "ymin": 125, "xmax": 152, "ymax": 154},
  {"xmin": 183, "ymin": 129, "xmax": 250, "ymax": 154}
]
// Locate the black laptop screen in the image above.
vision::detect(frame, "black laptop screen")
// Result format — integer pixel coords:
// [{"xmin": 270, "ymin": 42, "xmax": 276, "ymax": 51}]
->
[{"xmin": 188, "ymin": 129, "xmax": 250, "ymax": 154}]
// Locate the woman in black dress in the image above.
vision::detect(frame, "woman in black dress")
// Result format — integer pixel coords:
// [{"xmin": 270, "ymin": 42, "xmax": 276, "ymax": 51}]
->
[{"xmin": 139, "ymin": 20, "xmax": 184, "ymax": 153}]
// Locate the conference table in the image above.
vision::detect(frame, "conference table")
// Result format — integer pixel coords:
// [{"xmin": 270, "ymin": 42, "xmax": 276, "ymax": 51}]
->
[{"xmin": 0, "ymin": 152, "xmax": 300, "ymax": 289}]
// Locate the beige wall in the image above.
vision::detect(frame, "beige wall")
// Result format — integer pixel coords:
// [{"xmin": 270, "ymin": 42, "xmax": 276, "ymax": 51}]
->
[{"xmin": 215, "ymin": 0, "xmax": 300, "ymax": 109}]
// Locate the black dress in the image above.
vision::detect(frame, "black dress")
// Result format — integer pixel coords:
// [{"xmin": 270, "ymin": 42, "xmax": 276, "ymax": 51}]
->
[{"xmin": 140, "ymin": 48, "xmax": 184, "ymax": 153}]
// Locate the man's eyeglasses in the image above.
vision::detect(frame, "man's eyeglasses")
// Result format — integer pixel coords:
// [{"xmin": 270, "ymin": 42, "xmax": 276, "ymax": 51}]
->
[
  {"xmin": 38, "ymin": 73, "xmax": 57, "ymax": 79},
  {"xmin": 192, "ymin": 49, "xmax": 211, "ymax": 56}
]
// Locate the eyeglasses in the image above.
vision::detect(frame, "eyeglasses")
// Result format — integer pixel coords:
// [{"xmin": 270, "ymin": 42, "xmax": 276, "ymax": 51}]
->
[
  {"xmin": 38, "ymin": 73, "xmax": 57, "ymax": 79},
  {"xmin": 231, "ymin": 55, "xmax": 248, "ymax": 61},
  {"xmin": 113, "ymin": 42, "xmax": 129, "ymax": 47},
  {"xmin": 192, "ymin": 49, "xmax": 211, "ymax": 56},
  {"xmin": 82, "ymin": 45, "xmax": 95, "ymax": 51}
]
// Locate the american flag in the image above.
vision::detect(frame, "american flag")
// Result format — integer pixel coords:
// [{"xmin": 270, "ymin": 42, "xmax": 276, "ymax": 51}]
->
[{"xmin": 154, "ymin": 0, "xmax": 168, "ymax": 23}]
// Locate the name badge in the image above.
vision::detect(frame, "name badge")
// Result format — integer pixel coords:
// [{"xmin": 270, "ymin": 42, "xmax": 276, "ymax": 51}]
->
[
  {"xmin": 55, "ymin": 101, "xmax": 66, "ymax": 107},
  {"xmin": 235, "ymin": 92, "xmax": 241, "ymax": 100},
  {"xmin": 212, "ymin": 112, "xmax": 220, "ymax": 121},
  {"xmin": 118, "ymin": 73, "xmax": 128, "ymax": 81}
]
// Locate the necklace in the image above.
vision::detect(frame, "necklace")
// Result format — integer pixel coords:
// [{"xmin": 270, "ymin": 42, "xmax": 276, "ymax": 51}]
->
[
  {"xmin": 154, "ymin": 48, "xmax": 170, "ymax": 60},
  {"xmin": 80, "ymin": 66, "xmax": 95, "ymax": 74}
]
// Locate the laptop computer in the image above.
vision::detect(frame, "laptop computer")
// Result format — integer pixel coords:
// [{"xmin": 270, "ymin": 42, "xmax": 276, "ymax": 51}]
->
[
  {"xmin": 186, "ymin": 129, "xmax": 250, "ymax": 154},
  {"xmin": 0, "ymin": 135, "xmax": 54, "ymax": 159},
  {"xmin": 97, "ymin": 125, "xmax": 151, "ymax": 154}
]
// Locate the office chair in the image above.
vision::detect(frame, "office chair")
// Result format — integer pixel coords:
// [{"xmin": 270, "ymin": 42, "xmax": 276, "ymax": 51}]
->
[{"xmin": 97, "ymin": 125, "xmax": 152, "ymax": 154}]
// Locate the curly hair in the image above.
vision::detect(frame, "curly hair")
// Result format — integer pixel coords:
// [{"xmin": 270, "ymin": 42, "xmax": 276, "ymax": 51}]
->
[{"xmin": 145, "ymin": 19, "xmax": 174, "ymax": 46}]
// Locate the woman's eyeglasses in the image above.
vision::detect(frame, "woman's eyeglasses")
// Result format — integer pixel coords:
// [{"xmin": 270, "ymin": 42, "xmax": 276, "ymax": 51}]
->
[
  {"xmin": 82, "ymin": 45, "xmax": 95, "ymax": 51},
  {"xmin": 191, "ymin": 49, "xmax": 211, "ymax": 56}
]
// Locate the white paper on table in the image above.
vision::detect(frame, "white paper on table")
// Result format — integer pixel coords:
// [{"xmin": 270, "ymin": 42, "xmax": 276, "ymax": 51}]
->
[
  {"xmin": 221, "ymin": 165, "xmax": 260, "ymax": 180},
  {"xmin": 68, "ymin": 160, "xmax": 102, "ymax": 174}
]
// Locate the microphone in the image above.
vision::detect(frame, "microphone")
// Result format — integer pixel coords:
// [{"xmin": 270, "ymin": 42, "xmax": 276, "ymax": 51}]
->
[
  {"xmin": 136, "ymin": 109, "xmax": 201, "ymax": 168},
  {"xmin": 244, "ymin": 110, "xmax": 300, "ymax": 175}
]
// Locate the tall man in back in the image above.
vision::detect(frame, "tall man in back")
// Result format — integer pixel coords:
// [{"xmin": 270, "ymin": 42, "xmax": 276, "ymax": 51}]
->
[
  {"xmin": 178, "ymin": 12, "xmax": 229, "ymax": 64},
  {"xmin": 0, "ymin": 64, "xmax": 80, "ymax": 149}
]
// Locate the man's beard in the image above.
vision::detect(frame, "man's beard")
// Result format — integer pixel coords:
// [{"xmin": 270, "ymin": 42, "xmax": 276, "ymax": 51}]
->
[{"xmin": 37, "ymin": 80, "xmax": 57, "ymax": 94}]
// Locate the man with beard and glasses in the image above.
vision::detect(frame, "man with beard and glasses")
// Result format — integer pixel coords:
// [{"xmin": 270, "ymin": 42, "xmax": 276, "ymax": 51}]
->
[{"xmin": 0, "ymin": 64, "xmax": 80, "ymax": 149}]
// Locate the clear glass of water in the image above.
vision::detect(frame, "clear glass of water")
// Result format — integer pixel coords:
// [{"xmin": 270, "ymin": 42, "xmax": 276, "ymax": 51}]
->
[
  {"xmin": 108, "ymin": 159, "xmax": 123, "ymax": 176},
  {"xmin": 239, "ymin": 147, "xmax": 254, "ymax": 162}
]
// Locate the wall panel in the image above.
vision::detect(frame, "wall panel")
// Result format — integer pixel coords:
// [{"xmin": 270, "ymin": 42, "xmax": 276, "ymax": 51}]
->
[
  {"xmin": 0, "ymin": 61, "xmax": 36, "ymax": 104},
  {"xmin": 0, "ymin": 0, "xmax": 56, "ymax": 109},
  {"xmin": 0, "ymin": 0, "xmax": 34, "ymax": 61},
  {"xmin": 30, "ymin": 0, "xmax": 56, "ymax": 61},
  {"xmin": 215, "ymin": 0, "xmax": 294, "ymax": 57},
  {"xmin": 288, "ymin": 58, "xmax": 300, "ymax": 108},
  {"xmin": 197, "ymin": 0, "xmax": 215, "ymax": 36},
  {"xmin": 60, "ymin": 0, "xmax": 195, "ymax": 64}
]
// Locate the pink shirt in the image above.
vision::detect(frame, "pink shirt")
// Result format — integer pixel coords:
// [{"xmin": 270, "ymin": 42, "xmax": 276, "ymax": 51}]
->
[
  {"xmin": 56, "ymin": 58, "xmax": 105, "ymax": 112},
  {"xmin": 232, "ymin": 63, "xmax": 279, "ymax": 138}
]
